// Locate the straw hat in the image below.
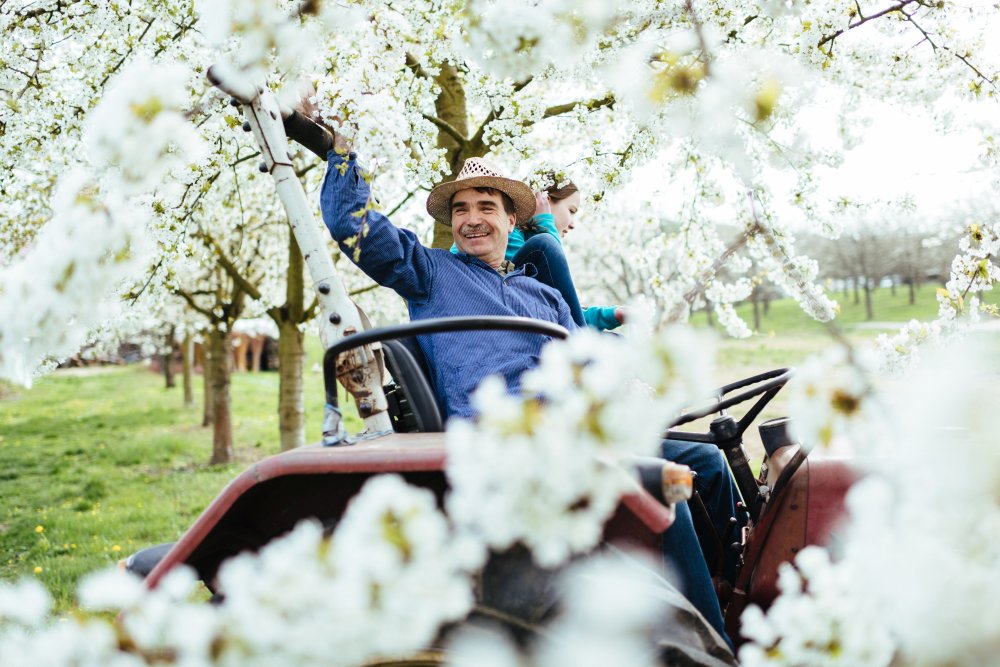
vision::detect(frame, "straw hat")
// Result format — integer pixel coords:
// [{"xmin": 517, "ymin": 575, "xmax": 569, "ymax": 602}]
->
[{"xmin": 426, "ymin": 158, "xmax": 535, "ymax": 225}]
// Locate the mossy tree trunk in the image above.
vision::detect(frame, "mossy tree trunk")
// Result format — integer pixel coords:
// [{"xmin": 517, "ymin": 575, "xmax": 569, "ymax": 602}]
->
[
  {"xmin": 202, "ymin": 346, "xmax": 214, "ymax": 427},
  {"xmin": 277, "ymin": 320, "xmax": 306, "ymax": 451},
  {"xmin": 162, "ymin": 326, "xmax": 176, "ymax": 389},
  {"xmin": 181, "ymin": 332, "xmax": 194, "ymax": 408},
  {"xmin": 270, "ymin": 234, "xmax": 311, "ymax": 452},
  {"xmin": 206, "ymin": 327, "xmax": 234, "ymax": 465},
  {"xmin": 428, "ymin": 62, "xmax": 470, "ymax": 251}
]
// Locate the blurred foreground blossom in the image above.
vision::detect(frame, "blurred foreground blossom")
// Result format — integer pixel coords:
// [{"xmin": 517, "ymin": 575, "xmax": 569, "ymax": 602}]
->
[
  {"xmin": 0, "ymin": 172, "xmax": 150, "ymax": 385},
  {"xmin": 786, "ymin": 346, "xmax": 884, "ymax": 453},
  {"xmin": 447, "ymin": 325, "xmax": 712, "ymax": 567},
  {"xmin": 743, "ymin": 341, "xmax": 1000, "ymax": 667},
  {"xmin": 85, "ymin": 57, "xmax": 204, "ymax": 193},
  {"xmin": 449, "ymin": 555, "xmax": 667, "ymax": 667}
]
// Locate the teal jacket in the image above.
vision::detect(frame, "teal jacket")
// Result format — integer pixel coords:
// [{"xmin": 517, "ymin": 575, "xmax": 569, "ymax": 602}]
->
[{"xmin": 451, "ymin": 213, "xmax": 621, "ymax": 331}]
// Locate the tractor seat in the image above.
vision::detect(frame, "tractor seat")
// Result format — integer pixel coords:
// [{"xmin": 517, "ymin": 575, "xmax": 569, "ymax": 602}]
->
[{"xmin": 381, "ymin": 337, "xmax": 446, "ymax": 433}]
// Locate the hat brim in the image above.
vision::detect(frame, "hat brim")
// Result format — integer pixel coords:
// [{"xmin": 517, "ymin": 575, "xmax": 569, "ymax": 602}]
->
[{"xmin": 426, "ymin": 175, "xmax": 535, "ymax": 226}]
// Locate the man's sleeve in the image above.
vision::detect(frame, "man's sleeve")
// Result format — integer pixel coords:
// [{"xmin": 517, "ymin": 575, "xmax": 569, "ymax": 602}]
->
[
  {"xmin": 320, "ymin": 152, "xmax": 433, "ymax": 304},
  {"xmin": 557, "ymin": 296, "xmax": 580, "ymax": 334}
]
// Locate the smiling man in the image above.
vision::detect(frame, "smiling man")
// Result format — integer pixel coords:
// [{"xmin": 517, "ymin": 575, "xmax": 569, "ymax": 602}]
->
[{"xmin": 321, "ymin": 153, "xmax": 577, "ymax": 419}]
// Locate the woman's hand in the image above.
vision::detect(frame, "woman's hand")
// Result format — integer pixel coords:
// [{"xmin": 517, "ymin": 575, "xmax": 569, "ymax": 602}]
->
[{"xmin": 534, "ymin": 191, "xmax": 552, "ymax": 217}]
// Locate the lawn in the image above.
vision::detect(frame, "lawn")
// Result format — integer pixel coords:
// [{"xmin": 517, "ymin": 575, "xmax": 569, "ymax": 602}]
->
[{"xmin": 0, "ymin": 284, "xmax": 968, "ymax": 608}]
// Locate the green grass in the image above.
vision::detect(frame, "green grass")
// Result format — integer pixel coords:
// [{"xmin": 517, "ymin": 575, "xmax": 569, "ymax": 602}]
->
[
  {"xmin": 0, "ymin": 337, "xmax": 360, "ymax": 609},
  {"xmin": 717, "ymin": 283, "xmax": 1000, "ymax": 339}
]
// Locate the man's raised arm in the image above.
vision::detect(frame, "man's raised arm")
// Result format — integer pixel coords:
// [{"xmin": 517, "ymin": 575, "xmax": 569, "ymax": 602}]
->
[{"xmin": 319, "ymin": 153, "xmax": 434, "ymax": 306}]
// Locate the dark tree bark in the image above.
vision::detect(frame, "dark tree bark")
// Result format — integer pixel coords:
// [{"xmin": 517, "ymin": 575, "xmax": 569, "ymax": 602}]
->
[
  {"xmin": 202, "ymin": 342, "xmax": 214, "ymax": 427},
  {"xmin": 864, "ymin": 279, "xmax": 874, "ymax": 321},
  {"xmin": 181, "ymin": 332, "xmax": 194, "ymax": 408},
  {"xmin": 162, "ymin": 326, "xmax": 176, "ymax": 389},
  {"xmin": 206, "ymin": 328, "xmax": 234, "ymax": 465}
]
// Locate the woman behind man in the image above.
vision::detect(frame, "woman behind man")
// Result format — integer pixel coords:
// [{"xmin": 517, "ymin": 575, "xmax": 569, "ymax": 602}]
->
[{"xmin": 453, "ymin": 179, "xmax": 625, "ymax": 331}]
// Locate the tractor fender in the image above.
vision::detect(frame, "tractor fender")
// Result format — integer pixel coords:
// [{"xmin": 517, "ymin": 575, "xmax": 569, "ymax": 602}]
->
[{"xmin": 724, "ymin": 455, "xmax": 859, "ymax": 641}]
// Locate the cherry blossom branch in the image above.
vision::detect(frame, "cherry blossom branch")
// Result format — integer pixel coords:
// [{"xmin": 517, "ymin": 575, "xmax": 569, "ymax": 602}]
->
[
  {"xmin": 683, "ymin": 0, "xmax": 713, "ymax": 76},
  {"xmin": 541, "ymin": 93, "xmax": 615, "ymax": 120},
  {"xmin": 817, "ymin": 0, "xmax": 920, "ymax": 50},
  {"xmin": 901, "ymin": 10, "xmax": 999, "ymax": 94},
  {"xmin": 98, "ymin": 18, "xmax": 156, "ymax": 89}
]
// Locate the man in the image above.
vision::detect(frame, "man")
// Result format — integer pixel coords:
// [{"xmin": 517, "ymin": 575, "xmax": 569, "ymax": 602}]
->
[
  {"xmin": 322, "ymin": 151, "xmax": 575, "ymax": 418},
  {"xmin": 309, "ymin": 116, "xmax": 735, "ymax": 646}
]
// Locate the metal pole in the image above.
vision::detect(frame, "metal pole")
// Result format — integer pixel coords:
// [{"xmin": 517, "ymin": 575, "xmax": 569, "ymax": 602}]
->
[{"xmin": 207, "ymin": 68, "xmax": 392, "ymax": 440}]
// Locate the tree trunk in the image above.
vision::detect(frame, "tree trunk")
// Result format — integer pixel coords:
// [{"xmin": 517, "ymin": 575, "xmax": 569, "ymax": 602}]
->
[
  {"xmin": 206, "ymin": 328, "xmax": 234, "ymax": 465},
  {"xmin": 890, "ymin": 276, "xmax": 897, "ymax": 297},
  {"xmin": 853, "ymin": 277, "xmax": 860, "ymax": 305},
  {"xmin": 277, "ymin": 320, "xmax": 306, "ymax": 451},
  {"xmin": 908, "ymin": 276, "xmax": 916, "ymax": 305},
  {"xmin": 202, "ymin": 338, "xmax": 215, "ymax": 427},
  {"xmin": 162, "ymin": 327, "xmax": 176, "ymax": 389},
  {"xmin": 182, "ymin": 332, "xmax": 194, "ymax": 408},
  {"xmin": 864, "ymin": 279, "xmax": 874, "ymax": 321},
  {"xmin": 430, "ymin": 62, "xmax": 470, "ymax": 251},
  {"xmin": 705, "ymin": 304, "xmax": 714, "ymax": 328},
  {"xmin": 751, "ymin": 292, "xmax": 761, "ymax": 332}
]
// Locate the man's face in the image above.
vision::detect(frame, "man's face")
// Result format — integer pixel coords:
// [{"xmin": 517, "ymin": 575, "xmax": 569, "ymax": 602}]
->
[{"xmin": 450, "ymin": 188, "xmax": 516, "ymax": 268}]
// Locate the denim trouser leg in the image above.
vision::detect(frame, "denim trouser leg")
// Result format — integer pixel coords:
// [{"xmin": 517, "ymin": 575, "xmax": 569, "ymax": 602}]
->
[
  {"xmin": 663, "ymin": 501, "xmax": 732, "ymax": 649},
  {"xmin": 661, "ymin": 438, "xmax": 743, "ymax": 583},
  {"xmin": 511, "ymin": 234, "xmax": 586, "ymax": 327}
]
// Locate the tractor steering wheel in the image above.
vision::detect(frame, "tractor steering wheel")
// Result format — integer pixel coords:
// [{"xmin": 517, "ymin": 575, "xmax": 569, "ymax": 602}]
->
[
  {"xmin": 665, "ymin": 368, "xmax": 793, "ymax": 523},
  {"xmin": 667, "ymin": 368, "xmax": 793, "ymax": 441}
]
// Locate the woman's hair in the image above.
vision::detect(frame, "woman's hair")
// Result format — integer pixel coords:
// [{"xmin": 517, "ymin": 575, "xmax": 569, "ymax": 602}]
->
[{"xmin": 545, "ymin": 180, "xmax": 578, "ymax": 202}]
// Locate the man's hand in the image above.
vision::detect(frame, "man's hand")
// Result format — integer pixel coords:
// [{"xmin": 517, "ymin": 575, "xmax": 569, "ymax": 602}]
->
[
  {"xmin": 614, "ymin": 307, "xmax": 627, "ymax": 325},
  {"xmin": 294, "ymin": 85, "xmax": 351, "ymax": 154}
]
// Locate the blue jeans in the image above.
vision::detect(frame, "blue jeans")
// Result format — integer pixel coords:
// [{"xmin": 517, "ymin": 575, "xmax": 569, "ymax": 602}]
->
[
  {"xmin": 661, "ymin": 438, "xmax": 741, "ymax": 649},
  {"xmin": 511, "ymin": 234, "xmax": 586, "ymax": 327}
]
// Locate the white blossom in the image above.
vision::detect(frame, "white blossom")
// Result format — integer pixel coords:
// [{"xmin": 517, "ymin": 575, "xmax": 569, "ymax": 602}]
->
[{"xmin": 446, "ymin": 324, "xmax": 712, "ymax": 567}]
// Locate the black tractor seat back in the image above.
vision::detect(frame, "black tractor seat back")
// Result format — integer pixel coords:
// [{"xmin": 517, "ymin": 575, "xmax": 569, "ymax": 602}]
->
[{"xmin": 381, "ymin": 338, "xmax": 445, "ymax": 433}]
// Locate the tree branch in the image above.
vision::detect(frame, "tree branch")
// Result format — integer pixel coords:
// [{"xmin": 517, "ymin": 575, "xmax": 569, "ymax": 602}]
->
[
  {"xmin": 902, "ymin": 10, "xmax": 999, "ymax": 94},
  {"xmin": 349, "ymin": 282, "xmax": 381, "ymax": 297},
  {"xmin": 817, "ymin": 0, "xmax": 919, "ymax": 50},
  {"xmin": 387, "ymin": 189, "xmax": 418, "ymax": 217},
  {"xmin": 196, "ymin": 230, "xmax": 264, "ymax": 302},
  {"xmin": 422, "ymin": 113, "xmax": 468, "ymax": 147},
  {"xmin": 404, "ymin": 52, "xmax": 431, "ymax": 80},
  {"xmin": 541, "ymin": 93, "xmax": 615, "ymax": 120},
  {"xmin": 175, "ymin": 288, "xmax": 215, "ymax": 320}
]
